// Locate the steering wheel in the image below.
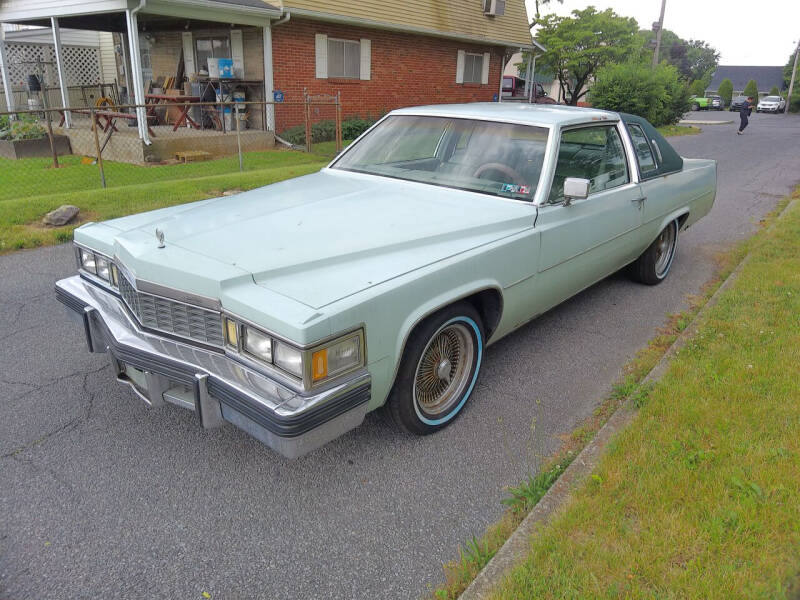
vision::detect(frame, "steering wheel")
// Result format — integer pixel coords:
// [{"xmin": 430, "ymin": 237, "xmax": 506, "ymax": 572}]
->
[{"xmin": 473, "ymin": 162, "xmax": 526, "ymax": 186}]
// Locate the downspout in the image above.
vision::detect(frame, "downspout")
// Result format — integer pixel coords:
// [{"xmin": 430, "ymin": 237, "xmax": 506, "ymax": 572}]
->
[
  {"xmin": 273, "ymin": 11, "xmax": 291, "ymax": 27},
  {"xmin": 127, "ymin": 0, "xmax": 150, "ymax": 144},
  {"xmin": 528, "ymin": 53, "xmax": 537, "ymax": 103},
  {"xmin": 268, "ymin": 11, "xmax": 291, "ymax": 143}
]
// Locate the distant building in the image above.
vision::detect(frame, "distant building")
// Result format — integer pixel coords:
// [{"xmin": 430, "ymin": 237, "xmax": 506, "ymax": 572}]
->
[{"xmin": 706, "ymin": 66, "xmax": 786, "ymax": 97}]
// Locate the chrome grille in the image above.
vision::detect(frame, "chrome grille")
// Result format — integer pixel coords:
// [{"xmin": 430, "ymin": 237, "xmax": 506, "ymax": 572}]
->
[{"xmin": 118, "ymin": 272, "xmax": 224, "ymax": 347}]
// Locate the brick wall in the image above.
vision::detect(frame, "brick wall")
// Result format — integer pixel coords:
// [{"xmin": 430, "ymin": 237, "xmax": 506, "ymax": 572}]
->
[{"xmin": 271, "ymin": 18, "xmax": 505, "ymax": 133}]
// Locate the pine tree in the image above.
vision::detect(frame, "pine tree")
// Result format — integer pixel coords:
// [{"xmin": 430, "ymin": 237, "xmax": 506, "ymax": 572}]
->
[
  {"xmin": 743, "ymin": 79, "xmax": 759, "ymax": 103},
  {"xmin": 718, "ymin": 78, "xmax": 733, "ymax": 106}
]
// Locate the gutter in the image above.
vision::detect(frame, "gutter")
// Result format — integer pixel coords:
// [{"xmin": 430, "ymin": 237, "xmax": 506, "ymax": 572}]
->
[{"xmin": 272, "ymin": 11, "xmax": 291, "ymax": 26}]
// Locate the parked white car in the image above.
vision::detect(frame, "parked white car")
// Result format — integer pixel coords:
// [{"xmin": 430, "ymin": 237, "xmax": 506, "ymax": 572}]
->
[{"xmin": 756, "ymin": 96, "xmax": 786, "ymax": 113}]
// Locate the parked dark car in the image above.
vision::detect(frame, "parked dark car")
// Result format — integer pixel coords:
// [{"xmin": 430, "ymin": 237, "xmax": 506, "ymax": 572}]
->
[
  {"xmin": 709, "ymin": 95, "xmax": 724, "ymax": 110},
  {"xmin": 729, "ymin": 96, "xmax": 749, "ymax": 111}
]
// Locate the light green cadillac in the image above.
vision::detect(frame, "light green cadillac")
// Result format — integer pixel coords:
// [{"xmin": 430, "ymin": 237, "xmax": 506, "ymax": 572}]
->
[{"xmin": 56, "ymin": 103, "xmax": 716, "ymax": 458}]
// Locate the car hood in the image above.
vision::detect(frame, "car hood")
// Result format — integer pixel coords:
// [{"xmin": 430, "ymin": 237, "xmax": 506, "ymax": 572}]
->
[{"xmin": 99, "ymin": 170, "xmax": 535, "ymax": 309}]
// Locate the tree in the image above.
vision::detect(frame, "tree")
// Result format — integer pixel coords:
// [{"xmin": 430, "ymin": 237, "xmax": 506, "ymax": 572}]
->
[
  {"xmin": 769, "ymin": 85, "xmax": 780, "ymax": 96},
  {"xmin": 637, "ymin": 29, "xmax": 719, "ymax": 82},
  {"xmin": 689, "ymin": 79, "xmax": 706, "ymax": 97},
  {"xmin": 743, "ymin": 79, "xmax": 759, "ymax": 101},
  {"xmin": 529, "ymin": 0, "xmax": 563, "ymax": 28},
  {"xmin": 718, "ymin": 78, "xmax": 733, "ymax": 106},
  {"xmin": 590, "ymin": 61, "xmax": 688, "ymax": 127},
  {"xmin": 535, "ymin": 7, "xmax": 640, "ymax": 105}
]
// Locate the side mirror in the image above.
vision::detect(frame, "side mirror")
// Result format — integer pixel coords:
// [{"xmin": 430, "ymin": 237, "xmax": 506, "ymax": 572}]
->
[{"xmin": 562, "ymin": 177, "xmax": 590, "ymax": 206}]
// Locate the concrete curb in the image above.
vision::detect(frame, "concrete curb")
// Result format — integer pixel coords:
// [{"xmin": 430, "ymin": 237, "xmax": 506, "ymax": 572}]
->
[
  {"xmin": 458, "ymin": 199, "xmax": 797, "ymax": 600},
  {"xmin": 679, "ymin": 119, "xmax": 733, "ymax": 125}
]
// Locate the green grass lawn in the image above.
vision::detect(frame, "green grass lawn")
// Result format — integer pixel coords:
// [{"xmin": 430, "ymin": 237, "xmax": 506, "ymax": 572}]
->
[
  {"xmin": 658, "ymin": 124, "xmax": 702, "ymax": 137},
  {"xmin": 0, "ymin": 147, "xmax": 327, "ymax": 202},
  {"xmin": 0, "ymin": 161, "xmax": 325, "ymax": 253},
  {"xmin": 490, "ymin": 195, "xmax": 800, "ymax": 599}
]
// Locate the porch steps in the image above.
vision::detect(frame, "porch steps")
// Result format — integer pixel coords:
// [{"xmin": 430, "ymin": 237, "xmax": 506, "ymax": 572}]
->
[{"xmin": 175, "ymin": 150, "xmax": 212, "ymax": 163}]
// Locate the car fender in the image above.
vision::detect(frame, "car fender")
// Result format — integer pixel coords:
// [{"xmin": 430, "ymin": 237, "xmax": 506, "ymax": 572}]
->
[
  {"xmin": 388, "ymin": 280, "xmax": 504, "ymax": 394},
  {"xmin": 657, "ymin": 206, "xmax": 691, "ymax": 237}
]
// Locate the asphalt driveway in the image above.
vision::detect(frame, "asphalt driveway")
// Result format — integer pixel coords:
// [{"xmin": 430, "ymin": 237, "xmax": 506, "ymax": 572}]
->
[{"xmin": 2, "ymin": 110, "xmax": 799, "ymax": 599}]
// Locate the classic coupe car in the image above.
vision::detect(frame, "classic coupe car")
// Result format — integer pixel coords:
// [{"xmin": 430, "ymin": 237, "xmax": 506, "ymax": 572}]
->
[{"xmin": 56, "ymin": 104, "xmax": 716, "ymax": 458}]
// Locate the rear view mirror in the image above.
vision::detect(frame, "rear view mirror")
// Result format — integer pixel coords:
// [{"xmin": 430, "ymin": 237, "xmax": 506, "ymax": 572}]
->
[{"xmin": 563, "ymin": 177, "xmax": 590, "ymax": 205}]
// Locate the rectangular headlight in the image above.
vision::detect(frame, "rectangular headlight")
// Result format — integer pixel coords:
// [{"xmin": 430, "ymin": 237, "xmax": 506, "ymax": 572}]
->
[
  {"xmin": 311, "ymin": 334, "xmax": 361, "ymax": 382},
  {"xmin": 243, "ymin": 326, "xmax": 272, "ymax": 364},
  {"xmin": 274, "ymin": 341, "xmax": 303, "ymax": 378},
  {"xmin": 79, "ymin": 248, "xmax": 97, "ymax": 274},
  {"xmin": 95, "ymin": 256, "xmax": 110, "ymax": 282}
]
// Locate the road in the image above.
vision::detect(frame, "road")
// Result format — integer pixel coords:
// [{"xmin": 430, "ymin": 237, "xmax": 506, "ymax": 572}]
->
[{"xmin": 2, "ymin": 110, "xmax": 799, "ymax": 599}]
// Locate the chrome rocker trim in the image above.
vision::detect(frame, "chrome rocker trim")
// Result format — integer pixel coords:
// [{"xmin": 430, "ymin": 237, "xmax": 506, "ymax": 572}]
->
[{"xmin": 55, "ymin": 275, "xmax": 370, "ymax": 459}]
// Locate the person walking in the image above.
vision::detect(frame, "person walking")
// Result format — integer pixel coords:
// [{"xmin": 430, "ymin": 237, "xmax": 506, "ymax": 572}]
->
[{"xmin": 737, "ymin": 96, "xmax": 755, "ymax": 135}]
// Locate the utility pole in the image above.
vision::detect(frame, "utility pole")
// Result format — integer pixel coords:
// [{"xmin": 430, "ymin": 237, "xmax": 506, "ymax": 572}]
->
[
  {"xmin": 785, "ymin": 39, "xmax": 799, "ymax": 115},
  {"xmin": 652, "ymin": 0, "xmax": 667, "ymax": 68}
]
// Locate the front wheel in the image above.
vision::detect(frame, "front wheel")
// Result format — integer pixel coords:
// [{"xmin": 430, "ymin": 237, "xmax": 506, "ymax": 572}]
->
[
  {"xmin": 629, "ymin": 220, "xmax": 679, "ymax": 285},
  {"xmin": 691, "ymin": 103, "xmax": 699, "ymax": 111},
  {"xmin": 385, "ymin": 303, "xmax": 484, "ymax": 435}
]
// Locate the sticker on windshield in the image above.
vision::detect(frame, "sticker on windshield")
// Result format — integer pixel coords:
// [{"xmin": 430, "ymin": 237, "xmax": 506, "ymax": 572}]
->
[{"xmin": 500, "ymin": 183, "xmax": 531, "ymax": 195}]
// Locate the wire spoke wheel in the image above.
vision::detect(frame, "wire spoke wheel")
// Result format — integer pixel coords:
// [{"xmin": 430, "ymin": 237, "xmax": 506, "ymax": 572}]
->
[
  {"xmin": 654, "ymin": 221, "xmax": 677, "ymax": 278},
  {"xmin": 413, "ymin": 323, "xmax": 475, "ymax": 417}
]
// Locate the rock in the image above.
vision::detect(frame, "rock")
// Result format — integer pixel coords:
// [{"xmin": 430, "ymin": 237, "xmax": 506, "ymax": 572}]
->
[{"xmin": 42, "ymin": 205, "xmax": 79, "ymax": 227}]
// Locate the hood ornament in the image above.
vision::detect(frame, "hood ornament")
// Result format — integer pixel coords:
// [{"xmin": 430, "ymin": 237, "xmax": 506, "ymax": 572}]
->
[{"xmin": 155, "ymin": 228, "xmax": 165, "ymax": 249}]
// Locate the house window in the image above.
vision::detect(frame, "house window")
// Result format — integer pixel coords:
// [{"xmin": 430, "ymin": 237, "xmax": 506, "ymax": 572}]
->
[
  {"xmin": 463, "ymin": 53, "xmax": 484, "ymax": 83},
  {"xmin": 327, "ymin": 38, "xmax": 360, "ymax": 79},
  {"xmin": 195, "ymin": 36, "xmax": 231, "ymax": 73}
]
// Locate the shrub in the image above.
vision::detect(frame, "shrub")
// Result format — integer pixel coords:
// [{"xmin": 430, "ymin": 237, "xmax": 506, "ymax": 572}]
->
[
  {"xmin": 342, "ymin": 116, "xmax": 376, "ymax": 140},
  {"xmin": 0, "ymin": 114, "xmax": 46, "ymax": 141},
  {"xmin": 743, "ymin": 79, "xmax": 759, "ymax": 103},
  {"xmin": 789, "ymin": 91, "xmax": 800, "ymax": 113},
  {"xmin": 718, "ymin": 78, "xmax": 733, "ymax": 106},
  {"xmin": 590, "ymin": 61, "xmax": 689, "ymax": 127},
  {"xmin": 280, "ymin": 116, "xmax": 379, "ymax": 147},
  {"xmin": 769, "ymin": 85, "xmax": 780, "ymax": 96}
]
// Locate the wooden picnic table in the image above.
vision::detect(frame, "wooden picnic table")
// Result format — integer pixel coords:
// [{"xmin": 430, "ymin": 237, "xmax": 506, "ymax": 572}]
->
[
  {"xmin": 57, "ymin": 108, "xmax": 156, "ymax": 137},
  {"xmin": 145, "ymin": 94, "xmax": 201, "ymax": 131}
]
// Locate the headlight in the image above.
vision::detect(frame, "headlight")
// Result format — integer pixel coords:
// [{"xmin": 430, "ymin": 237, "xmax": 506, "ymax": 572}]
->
[
  {"xmin": 79, "ymin": 248, "xmax": 97, "ymax": 274},
  {"xmin": 274, "ymin": 341, "xmax": 303, "ymax": 378},
  {"xmin": 243, "ymin": 326, "xmax": 272, "ymax": 363},
  {"xmin": 95, "ymin": 256, "xmax": 110, "ymax": 282},
  {"xmin": 77, "ymin": 246, "xmax": 117, "ymax": 288},
  {"xmin": 311, "ymin": 334, "xmax": 361, "ymax": 383},
  {"xmin": 225, "ymin": 317, "xmax": 365, "ymax": 386}
]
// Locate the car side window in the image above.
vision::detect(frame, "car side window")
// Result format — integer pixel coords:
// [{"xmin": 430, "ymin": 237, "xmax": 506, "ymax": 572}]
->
[
  {"xmin": 627, "ymin": 124, "xmax": 657, "ymax": 173},
  {"xmin": 547, "ymin": 125, "xmax": 630, "ymax": 203}
]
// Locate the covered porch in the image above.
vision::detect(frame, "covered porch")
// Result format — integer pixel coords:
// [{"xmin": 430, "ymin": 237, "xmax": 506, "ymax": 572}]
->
[{"xmin": 0, "ymin": 0, "xmax": 281, "ymax": 162}]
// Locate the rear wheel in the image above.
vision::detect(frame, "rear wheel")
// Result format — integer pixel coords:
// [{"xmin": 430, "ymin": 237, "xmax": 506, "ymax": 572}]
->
[
  {"xmin": 630, "ymin": 220, "xmax": 679, "ymax": 285},
  {"xmin": 385, "ymin": 303, "xmax": 484, "ymax": 435},
  {"xmin": 691, "ymin": 103, "xmax": 699, "ymax": 111}
]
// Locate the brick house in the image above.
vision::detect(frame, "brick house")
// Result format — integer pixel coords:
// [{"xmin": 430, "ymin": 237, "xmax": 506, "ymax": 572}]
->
[{"xmin": 0, "ymin": 0, "xmax": 534, "ymax": 140}]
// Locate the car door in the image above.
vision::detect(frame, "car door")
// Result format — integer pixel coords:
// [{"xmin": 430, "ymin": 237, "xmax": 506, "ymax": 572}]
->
[{"xmin": 532, "ymin": 122, "xmax": 644, "ymax": 310}]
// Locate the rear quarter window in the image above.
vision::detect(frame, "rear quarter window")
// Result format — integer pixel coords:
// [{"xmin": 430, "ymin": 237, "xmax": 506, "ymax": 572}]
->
[{"xmin": 627, "ymin": 124, "xmax": 657, "ymax": 174}]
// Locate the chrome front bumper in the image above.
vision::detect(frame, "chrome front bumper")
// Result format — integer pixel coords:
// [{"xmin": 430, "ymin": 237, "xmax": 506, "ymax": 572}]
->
[{"xmin": 55, "ymin": 275, "xmax": 370, "ymax": 458}]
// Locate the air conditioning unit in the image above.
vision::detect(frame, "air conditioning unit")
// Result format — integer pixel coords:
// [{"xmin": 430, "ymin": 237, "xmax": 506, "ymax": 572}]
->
[{"xmin": 483, "ymin": 0, "xmax": 505, "ymax": 16}]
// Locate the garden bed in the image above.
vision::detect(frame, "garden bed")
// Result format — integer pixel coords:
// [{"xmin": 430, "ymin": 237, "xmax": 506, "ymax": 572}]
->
[{"xmin": 0, "ymin": 135, "xmax": 71, "ymax": 160}]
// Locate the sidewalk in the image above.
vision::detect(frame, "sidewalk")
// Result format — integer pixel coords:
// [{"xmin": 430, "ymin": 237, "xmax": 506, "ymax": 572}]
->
[{"xmin": 474, "ymin": 195, "xmax": 800, "ymax": 598}]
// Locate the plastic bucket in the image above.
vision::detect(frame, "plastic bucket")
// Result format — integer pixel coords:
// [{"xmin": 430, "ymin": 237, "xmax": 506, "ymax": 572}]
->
[{"xmin": 207, "ymin": 58, "xmax": 221, "ymax": 79}]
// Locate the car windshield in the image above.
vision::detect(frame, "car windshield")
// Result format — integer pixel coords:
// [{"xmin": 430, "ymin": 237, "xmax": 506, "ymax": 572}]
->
[
  {"xmin": 331, "ymin": 115, "xmax": 549, "ymax": 201},
  {"xmin": 763, "ymin": 96, "xmax": 781, "ymax": 101}
]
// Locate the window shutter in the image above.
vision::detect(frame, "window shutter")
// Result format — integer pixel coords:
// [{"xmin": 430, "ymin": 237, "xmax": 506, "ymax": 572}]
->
[
  {"xmin": 181, "ymin": 31, "xmax": 195, "ymax": 76},
  {"xmin": 456, "ymin": 50, "xmax": 465, "ymax": 84},
  {"xmin": 481, "ymin": 52, "xmax": 490, "ymax": 84},
  {"xmin": 315, "ymin": 33, "xmax": 328, "ymax": 79},
  {"xmin": 230, "ymin": 29, "xmax": 244, "ymax": 78},
  {"xmin": 359, "ymin": 38, "xmax": 371, "ymax": 80}
]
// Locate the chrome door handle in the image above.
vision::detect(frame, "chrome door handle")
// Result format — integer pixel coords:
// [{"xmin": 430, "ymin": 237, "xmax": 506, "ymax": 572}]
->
[{"xmin": 631, "ymin": 196, "xmax": 646, "ymax": 205}]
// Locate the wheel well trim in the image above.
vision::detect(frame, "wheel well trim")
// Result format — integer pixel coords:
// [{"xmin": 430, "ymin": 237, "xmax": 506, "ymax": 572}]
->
[
  {"xmin": 384, "ymin": 283, "xmax": 504, "ymax": 406},
  {"xmin": 657, "ymin": 208, "xmax": 690, "ymax": 238}
]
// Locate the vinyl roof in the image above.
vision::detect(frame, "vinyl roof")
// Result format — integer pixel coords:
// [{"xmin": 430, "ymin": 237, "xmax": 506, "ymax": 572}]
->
[{"xmin": 391, "ymin": 103, "xmax": 620, "ymax": 128}]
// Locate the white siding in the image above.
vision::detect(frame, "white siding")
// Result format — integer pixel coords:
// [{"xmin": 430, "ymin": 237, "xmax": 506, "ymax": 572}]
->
[{"xmin": 98, "ymin": 31, "xmax": 116, "ymax": 83}]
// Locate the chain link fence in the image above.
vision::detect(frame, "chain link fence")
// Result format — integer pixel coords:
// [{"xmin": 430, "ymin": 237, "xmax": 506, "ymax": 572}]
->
[{"xmin": 0, "ymin": 98, "xmax": 342, "ymax": 201}]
